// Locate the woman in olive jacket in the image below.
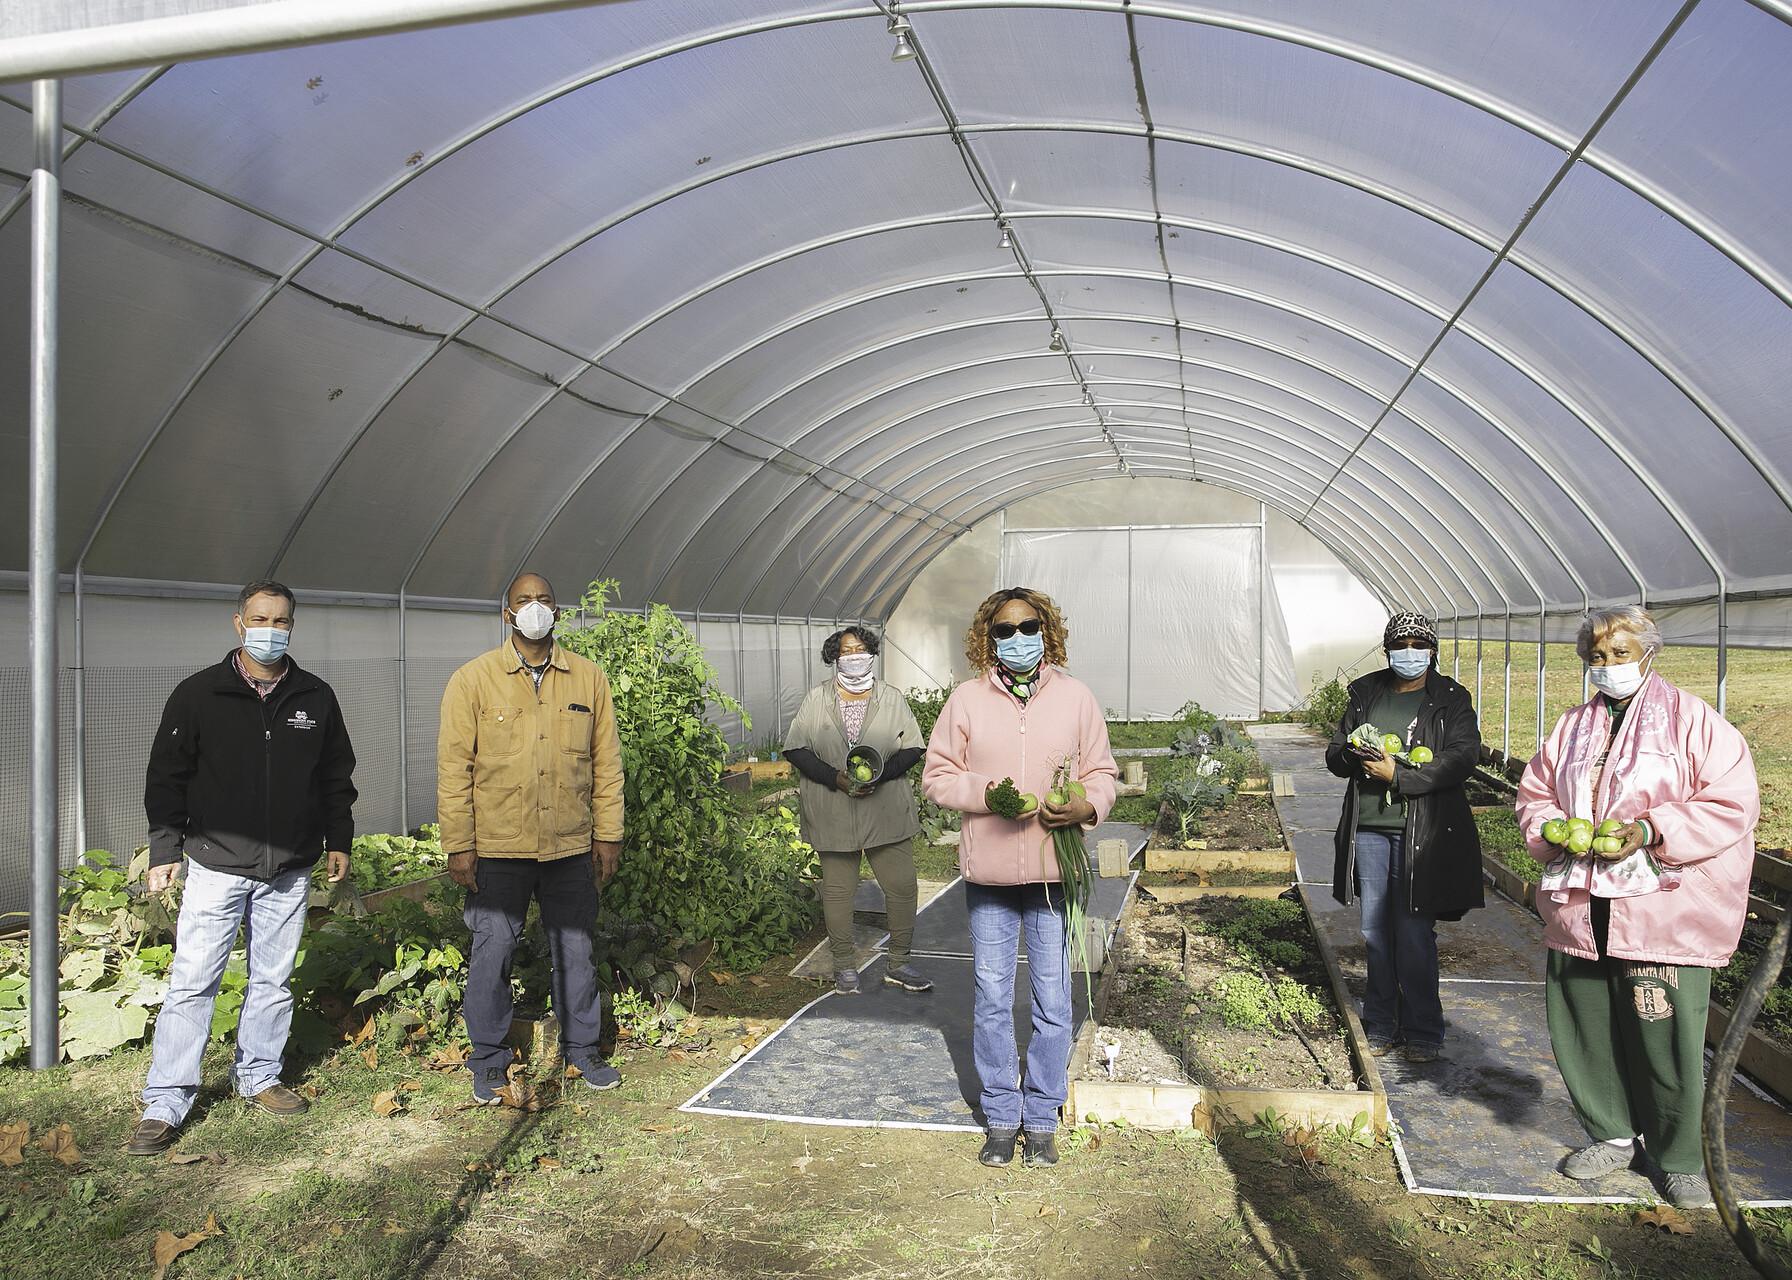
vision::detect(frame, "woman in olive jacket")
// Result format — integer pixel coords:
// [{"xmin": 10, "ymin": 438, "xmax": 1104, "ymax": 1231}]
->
[
  {"xmin": 783, "ymin": 626, "xmax": 932, "ymax": 997},
  {"xmin": 1325, "ymin": 612, "xmax": 1483, "ymax": 1063}
]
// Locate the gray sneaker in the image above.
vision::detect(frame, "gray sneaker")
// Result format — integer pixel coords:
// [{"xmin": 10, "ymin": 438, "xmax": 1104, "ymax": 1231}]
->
[
  {"xmin": 1663, "ymin": 1172, "xmax": 1713, "ymax": 1208},
  {"xmin": 883, "ymin": 964, "xmax": 934, "ymax": 993},
  {"xmin": 1563, "ymin": 1140, "xmax": 1636, "ymax": 1180},
  {"xmin": 835, "ymin": 969, "xmax": 860, "ymax": 995}
]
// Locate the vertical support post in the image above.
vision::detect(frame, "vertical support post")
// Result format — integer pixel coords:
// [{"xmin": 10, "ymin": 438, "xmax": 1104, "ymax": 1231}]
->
[
  {"xmin": 397, "ymin": 588, "xmax": 409, "ymax": 832},
  {"xmin": 1502, "ymin": 608, "xmax": 1512, "ymax": 760},
  {"xmin": 735, "ymin": 610, "xmax": 746, "ymax": 746},
  {"xmin": 772, "ymin": 613, "xmax": 784, "ymax": 739},
  {"xmin": 72, "ymin": 564, "xmax": 86, "ymax": 859},
  {"xmin": 1474, "ymin": 606, "xmax": 1484, "ymax": 736},
  {"xmin": 1535, "ymin": 602, "xmax": 1547, "ymax": 757},
  {"xmin": 1125, "ymin": 526, "xmax": 1134, "ymax": 721},
  {"xmin": 1452, "ymin": 613, "xmax": 1460, "ymax": 681},
  {"xmin": 1716, "ymin": 589, "xmax": 1729, "ymax": 717},
  {"xmin": 1257, "ymin": 504, "xmax": 1267, "ymax": 719},
  {"xmin": 28, "ymin": 78, "xmax": 63, "ymax": 1070}
]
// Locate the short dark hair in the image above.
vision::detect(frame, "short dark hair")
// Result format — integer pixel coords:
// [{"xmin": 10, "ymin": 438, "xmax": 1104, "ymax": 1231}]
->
[
  {"xmin": 822, "ymin": 626, "xmax": 880, "ymax": 665},
  {"xmin": 237, "ymin": 580, "xmax": 295, "ymax": 616},
  {"xmin": 503, "ymin": 572, "xmax": 555, "ymax": 608}
]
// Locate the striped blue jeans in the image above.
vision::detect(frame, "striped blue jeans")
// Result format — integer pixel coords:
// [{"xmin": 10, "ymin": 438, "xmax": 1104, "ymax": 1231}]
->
[{"xmin": 140, "ymin": 859, "xmax": 311, "ymax": 1125}]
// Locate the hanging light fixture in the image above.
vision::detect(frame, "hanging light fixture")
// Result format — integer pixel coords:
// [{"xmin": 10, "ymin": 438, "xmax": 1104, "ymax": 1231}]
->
[
  {"xmin": 1048, "ymin": 327, "xmax": 1065, "ymax": 353},
  {"xmin": 997, "ymin": 219, "xmax": 1012, "ymax": 249},
  {"xmin": 888, "ymin": 15, "xmax": 916, "ymax": 61}
]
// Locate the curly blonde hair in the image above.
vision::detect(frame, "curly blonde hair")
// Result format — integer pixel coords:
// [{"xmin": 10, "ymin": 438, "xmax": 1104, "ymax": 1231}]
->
[{"xmin": 965, "ymin": 587, "xmax": 1069, "ymax": 674}]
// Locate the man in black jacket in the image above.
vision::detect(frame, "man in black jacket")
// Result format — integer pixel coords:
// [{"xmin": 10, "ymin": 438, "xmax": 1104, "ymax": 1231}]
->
[
  {"xmin": 127, "ymin": 581, "xmax": 357, "ymax": 1156},
  {"xmin": 1325, "ymin": 612, "xmax": 1483, "ymax": 1065}
]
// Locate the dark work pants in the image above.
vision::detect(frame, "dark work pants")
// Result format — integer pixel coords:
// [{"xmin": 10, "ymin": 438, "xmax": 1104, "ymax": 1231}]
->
[{"xmin": 463, "ymin": 853, "xmax": 604, "ymax": 1076}]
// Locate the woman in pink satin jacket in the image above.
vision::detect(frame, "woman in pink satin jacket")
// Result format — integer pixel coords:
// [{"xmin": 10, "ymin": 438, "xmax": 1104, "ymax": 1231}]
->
[{"xmin": 1516, "ymin": 606, "xmax": 1759, "ymax": 1209}]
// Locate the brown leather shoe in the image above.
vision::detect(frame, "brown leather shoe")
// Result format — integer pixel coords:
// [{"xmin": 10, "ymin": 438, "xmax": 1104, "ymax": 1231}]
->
[
  {"xmin": 248, "ymin": 1084, "xmax": 310, "ymax": 1116},
  {"xmin": 125, "ymin": 1118, "xmax": 180, "ymax": 1156}
]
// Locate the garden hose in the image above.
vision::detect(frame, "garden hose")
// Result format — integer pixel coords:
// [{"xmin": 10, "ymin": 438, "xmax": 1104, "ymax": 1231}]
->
[{"xmin": 1702, "ymin": 908, "xmax": 1791, "ymax": 1280}]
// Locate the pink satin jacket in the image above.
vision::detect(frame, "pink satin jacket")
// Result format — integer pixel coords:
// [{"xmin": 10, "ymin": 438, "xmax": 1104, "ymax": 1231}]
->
[{"xmin": 1516, "ymin": 673, "xmax": 1759, "ymax": 966}]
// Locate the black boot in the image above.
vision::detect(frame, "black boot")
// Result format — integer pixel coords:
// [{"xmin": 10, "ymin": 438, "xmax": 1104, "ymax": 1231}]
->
[
  {"xmin": 1022, "ymin": 1130, "xmax": 1059, "ymax": 1168},
  {"xmin": 979, "ymin": 1127, "xmax": 1020, "ymax": 1167}
]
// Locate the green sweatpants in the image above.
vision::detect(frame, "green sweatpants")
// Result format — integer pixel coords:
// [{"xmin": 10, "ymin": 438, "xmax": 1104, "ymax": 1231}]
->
[
  {"xmin": 1545, "ymin": 899, "xmax": 1711, "ymax": 1174},
  {"xmin": 818, "ymin": 839, "xmax": 918, "ymax": 972}
]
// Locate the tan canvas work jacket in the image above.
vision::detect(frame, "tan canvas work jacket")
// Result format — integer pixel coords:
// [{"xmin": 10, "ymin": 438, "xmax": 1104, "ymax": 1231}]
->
[{"xmin": 437, "ymin": 642, "xmax": 624, "ymax": 859}]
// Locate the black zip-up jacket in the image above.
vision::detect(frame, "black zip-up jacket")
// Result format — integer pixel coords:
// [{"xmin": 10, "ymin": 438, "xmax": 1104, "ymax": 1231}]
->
[
  {"xmin": 145, "ymin": 652, "xmax": 358, "ymax": 879},
  {"xmin": 1324, "ymin": 666, "xmax": 1484, "ymax": 920}
]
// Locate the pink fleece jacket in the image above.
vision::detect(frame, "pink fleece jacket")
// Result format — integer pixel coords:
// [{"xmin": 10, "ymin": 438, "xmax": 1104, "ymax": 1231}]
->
[
  {"xmin": 1516, "ymin": 673, "xmax": 1760, "ymax": 966},
  {"xmin": 923, "ymin": 666, "xmax": 1119, "ymax": 886}
]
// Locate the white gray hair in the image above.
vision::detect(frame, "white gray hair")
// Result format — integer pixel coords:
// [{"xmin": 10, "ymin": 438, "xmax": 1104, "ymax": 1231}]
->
[{"xmin": 1576, "ymin": 605, "xmax": 1663, "ymax": 663}]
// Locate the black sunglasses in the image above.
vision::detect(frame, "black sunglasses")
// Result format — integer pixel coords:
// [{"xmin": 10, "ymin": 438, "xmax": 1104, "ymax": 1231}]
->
[
  {"xmin": 1387, "ymin": 639, "xmax": 1434, "ymax": 651},
  {"xmin": 991, "ymin": 619, "xmax": 1042, "ymax": 641}
]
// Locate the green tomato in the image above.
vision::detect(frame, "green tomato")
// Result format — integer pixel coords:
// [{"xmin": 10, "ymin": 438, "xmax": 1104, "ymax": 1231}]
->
[
  {"xmin": 1541, "ymin": 819, "xmax": 1569, "ymax": 845},
  {"xmin": 1566, "ymin": 817, "xmax": 1594, "ymax": 835},
  {"xmin": 1381, "ymin": 734, "xmax": 1404, "ymax": 755},
  {"xmin": 1595, "ymin": 819, "xmax": 1625, "ymax": 838},
  {"xmin": 1407, "ymin": 746, "xmax": 1433, "ymax": 765},
  {"xmin": 853, "ymin": 765, "xmax": 873, "ymax": 783},
  {"xmin": 1592, "ymin": 836, "xmax": 1623, "ymax": 856},
  {"xmin": 1565, "ymin": 828, "xmax": 1594, "ymax": 856},
  {"xmin": 1018, "ymin": 793, "xmax": 1039, "ymax": 815}
]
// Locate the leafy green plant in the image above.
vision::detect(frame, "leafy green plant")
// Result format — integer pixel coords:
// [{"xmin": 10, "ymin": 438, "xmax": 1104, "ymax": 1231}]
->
[
  {"xmin": 312, "ymin": 825, "xmax": 446, "ymax": 904},
  {"xmin": 904, "ymin": 687, "xmax": 948, "ymax": 745},
  {"xmin": 555, "ymin": 580, "xmax": 818, "ymax": 971},
  {"xmin": 1301, "ymin": 674, "xmax": 1349, "ymax": 733}
]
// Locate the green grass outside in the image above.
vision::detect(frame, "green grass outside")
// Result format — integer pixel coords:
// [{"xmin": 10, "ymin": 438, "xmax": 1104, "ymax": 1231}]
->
[{"xmin": 1433, "ymin": 640, "xmax": 1791, "ymax": 850}]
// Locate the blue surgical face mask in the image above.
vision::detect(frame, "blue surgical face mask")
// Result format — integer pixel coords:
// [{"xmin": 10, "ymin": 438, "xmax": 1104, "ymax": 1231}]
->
[
  {"xmin": 243, "ymin": 626, "xmax": 290, "ymax": 665},
  {"xmin": 996, "ymin": 630, "xmax": 1045, "ymax": 673},
  {"xmin": 1388, "ymin": 647, "xmax": 1431, "ymax": 680}
]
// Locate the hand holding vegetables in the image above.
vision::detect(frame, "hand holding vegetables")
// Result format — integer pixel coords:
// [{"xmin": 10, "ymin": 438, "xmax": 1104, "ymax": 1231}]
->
[
  {"xmin": 1040, "ymin": 779, "xmax": 1093, "ymax": 830},
  {"xmin": 1540, "ymin": 816, "xmax": 1645, "ymax": 861}
]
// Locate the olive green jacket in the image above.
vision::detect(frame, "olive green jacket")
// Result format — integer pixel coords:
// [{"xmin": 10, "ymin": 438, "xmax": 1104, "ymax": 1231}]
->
[{"xmin": 784, "ymin": 680, "xmax": 922, "ymax": 853}]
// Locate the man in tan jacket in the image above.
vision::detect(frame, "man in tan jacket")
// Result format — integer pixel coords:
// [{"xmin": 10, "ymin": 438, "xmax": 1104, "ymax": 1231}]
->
[{"xmin": 438, "ymin": 572, "xmax": 625, "ymax": 1101}]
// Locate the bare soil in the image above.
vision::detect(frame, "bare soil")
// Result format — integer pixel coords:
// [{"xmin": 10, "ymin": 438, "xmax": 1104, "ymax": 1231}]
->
[
  {"xmin": 1154, "ymin": 793, "xmax": 1286, "ymax": 850},
  {"xmin": 1084, "ymin": 895, "xmax": 1355, "ymax": 1091}
]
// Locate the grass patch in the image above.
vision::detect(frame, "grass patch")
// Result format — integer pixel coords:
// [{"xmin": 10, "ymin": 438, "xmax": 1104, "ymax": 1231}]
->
[
  {"xmin": 1437, "ymin": 639, "xmax": 1792, "ymax": 849},
  {"xmin": 1105, "ymin": 719, "xmax": 1183, "ymax": 750}
]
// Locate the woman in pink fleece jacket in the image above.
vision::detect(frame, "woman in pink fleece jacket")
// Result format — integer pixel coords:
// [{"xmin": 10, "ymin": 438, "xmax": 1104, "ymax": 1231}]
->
[
  {"xmin": 924, "ymin": 588, "xmax": 1117, "ymax": 1170},
  {"xmin": 1516, "ymin": 606, "xmax": 1759, "ymax": 1209}
]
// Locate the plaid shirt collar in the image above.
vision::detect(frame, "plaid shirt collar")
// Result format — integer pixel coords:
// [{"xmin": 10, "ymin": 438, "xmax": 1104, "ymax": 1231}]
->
[{"xmin": 232, "ymin": 648, "xmax": 289, "ymax": 701}]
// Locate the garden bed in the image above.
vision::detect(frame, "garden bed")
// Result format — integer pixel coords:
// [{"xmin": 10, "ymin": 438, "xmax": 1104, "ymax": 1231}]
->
[
  {"xmin": 1068, "ymin": 893, "xmax": 1383, "ymax": 1135},
  {"xmin": 1148, "ymin": 794, "xmax": 1285, "ymax": 853}
]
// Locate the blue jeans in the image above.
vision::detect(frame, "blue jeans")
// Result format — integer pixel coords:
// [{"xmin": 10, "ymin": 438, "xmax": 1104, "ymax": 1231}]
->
[
  {"xmin": 462, "ymin": 854, "xmax": 605, "ymax": 1077},
  {"xmin": 967, "ymin": 881, "xmax": 1073, "ymax": 1134},
  {"xmin": 1355, "ymin": 830, "xmax": 1445, "ymax": 1048},
  {"xmin": 142, "ymin": 859, "xmax": 311, "ymax": 1125}
]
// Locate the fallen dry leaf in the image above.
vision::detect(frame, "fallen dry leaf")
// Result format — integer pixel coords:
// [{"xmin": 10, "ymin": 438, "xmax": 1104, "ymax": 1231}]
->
[
  {"xmin": 728, "ymin": 1045, "xmax": 748, "ymax": 1063},
  {"xmin": 371, "ymin": 1090, "xmax": 404, "ymax": 1118},
  {"xmin": 152, "ymin": 1214, "xmax": 220, "ymax": 1280},
  {"xmin": 36, "ymin": 1123, "xmax": 81, "ymax": 1167},
  {"xmin": 534, "ymin": 1156, "xmax": 561, "ymax": 1170},
  {"xmin": 350, "ymin": 1018, "xmax": 376, "ymax": 1046},
  {"xmin": 1036, "ymin": 1204, "xmax": 1059, "ymax": 1218},
  {"xmin": 0, "ymin": 1120, "xmax": 28, "ymax": 1167},
  {"xmin": 1634, "ymin": 1204, "xmax": 1694, "ymax": 1235},
  {"xmin": 710, "ymin": 971, "xmax": 738, "ymax": 986},
  {"xmin": 382, "ymin": 1221, "xmax": 403, "ymax": 1237},
  {"xmin": 361, "ymin": 1045, "xmax": 379, "ymax": 1071},
  {"xmin": 746, "ymin": 975, "xmax": 769, "ymax": 988},
  {"xmin": 397, "ymin": 1080, "xmax": 421, "ymax": 1094},
  {"xmin": 641, "ymin": 1123, "xmax": 693, "ymax": 1136},
  {"xmin": 428, "ymin": 1042, "xmax": 470, "ymax": 1071}
]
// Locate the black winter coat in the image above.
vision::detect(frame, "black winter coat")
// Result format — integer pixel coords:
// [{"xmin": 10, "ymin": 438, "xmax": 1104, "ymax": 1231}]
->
[
  {"xmin": 1326, "ymin": 666, "xmax": 1484, "ymax": 920},
  {"xmin": 145, "ymin": 652, "xmax": 357, "ymax": 880}
]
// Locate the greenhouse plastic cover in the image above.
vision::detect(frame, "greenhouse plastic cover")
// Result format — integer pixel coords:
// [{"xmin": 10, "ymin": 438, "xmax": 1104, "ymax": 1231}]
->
[
  {"xmin": 2, "ymin": 0, "xmax": 1791, "ymax": 626},
  {"xmin": 1002, "ymin": 525, "xmax": 1299, "ymax": 718}
]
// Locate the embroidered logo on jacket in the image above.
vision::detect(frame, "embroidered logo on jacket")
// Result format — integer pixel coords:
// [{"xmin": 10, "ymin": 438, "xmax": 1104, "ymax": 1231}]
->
[{"xmin": 287, "ymin": 710, "xmax": 316, "ymax": 731}]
